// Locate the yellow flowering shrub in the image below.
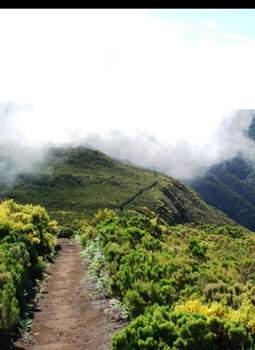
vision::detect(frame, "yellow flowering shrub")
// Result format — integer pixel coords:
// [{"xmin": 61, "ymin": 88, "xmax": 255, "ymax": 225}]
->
[
  {"xmin": 175, "ymin": 298, "xmax": 255, "ymax": 335},
  {"xmin": 0, "ymin": 199, "xmax": 58, "ymax": 343}
]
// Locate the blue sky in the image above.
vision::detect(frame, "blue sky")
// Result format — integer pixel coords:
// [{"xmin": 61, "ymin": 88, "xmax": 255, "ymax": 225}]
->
[{"xmin": 150, "ymin": 9, "xmax": 255, "ymax": 37}]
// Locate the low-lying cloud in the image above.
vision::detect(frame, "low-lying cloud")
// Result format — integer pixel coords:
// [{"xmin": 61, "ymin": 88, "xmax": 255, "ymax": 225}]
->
[
  {"xmin": 1, "ymin": 105, "xmax": 255, "ymax": 185},
  {"xmin": 1, "ymin": 11, "xmax": 255, "ymax": 183},
  {"xmin": 80, "ymin": 109, "xmax": 255, "ymax": 180}
]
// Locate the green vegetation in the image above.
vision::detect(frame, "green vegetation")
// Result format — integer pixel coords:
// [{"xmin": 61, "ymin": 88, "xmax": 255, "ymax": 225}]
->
[
  {"xmin": 0, "ymin": 200, "xmax": 57, "ymax": 347},
  {"xmin": 2, "ymin": 146, "xmax": 251, "ymax": 348},
  {"xmin": 0, "ymin": 146, "xmax": 233, "ymax": 227},
  {"xmin": 78, "ymin": 209, "xmax": 255, "ymax": 349}
]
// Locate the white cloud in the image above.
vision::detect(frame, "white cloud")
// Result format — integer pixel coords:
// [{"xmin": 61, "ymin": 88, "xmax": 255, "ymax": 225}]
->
[{"xmin": 1, "ymin": 10, "xmax": 255, "ymax": 179}]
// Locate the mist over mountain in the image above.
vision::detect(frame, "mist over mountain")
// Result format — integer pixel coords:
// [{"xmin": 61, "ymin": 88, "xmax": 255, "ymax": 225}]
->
[
  {"xmin": 189, "ymin": 111, "xmax": 255, "ymax": 230},
  {"xmin": 79, "ymin": 110, "xmax": 255, "ymax": 180},
  {"xmin": 1, "ymin": 108, "xmax": 255, "ymax": 187},
  {"xmin": 1, "ymin": 107, "xmax": 252, "ymax": 229}
]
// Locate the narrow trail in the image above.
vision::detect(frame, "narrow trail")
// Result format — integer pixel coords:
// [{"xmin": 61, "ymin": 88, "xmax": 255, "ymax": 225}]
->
[
  {"xmin": 14, "ymin": 239, "xmax": 118, "ymax": 350},
  {"xmin": 119, "ymin": 180, "xmax": 158, "ymax": 211}
]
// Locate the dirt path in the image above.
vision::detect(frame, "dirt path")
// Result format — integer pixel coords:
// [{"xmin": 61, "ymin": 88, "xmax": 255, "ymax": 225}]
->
[{"xmin": 14, "ymin": 239, "xmax": 120, "ymax": 350}]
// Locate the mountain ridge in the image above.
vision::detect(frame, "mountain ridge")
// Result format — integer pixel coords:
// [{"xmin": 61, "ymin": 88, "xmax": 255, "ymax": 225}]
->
[{"xmin": 0, "ymin": 146, "xmax": 233, "ymax": 227}]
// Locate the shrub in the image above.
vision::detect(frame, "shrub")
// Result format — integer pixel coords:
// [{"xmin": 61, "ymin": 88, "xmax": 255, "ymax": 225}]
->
[
  {"xmin": 0, "ymin": 200, "xmax": 57, "ymax": 344},
  {"xmin": 78, "ymin": 210, "xmax": 255, "ymax": 349}
]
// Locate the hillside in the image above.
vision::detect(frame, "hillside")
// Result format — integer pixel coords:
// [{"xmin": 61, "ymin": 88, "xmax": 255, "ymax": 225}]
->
[
  {"xmin": 0, "ymin": 146, "xmax": 232, "ymax": 226},
  {"xmin": 189, "ymin": 116, "xmax": 255, "ymax": 231}
]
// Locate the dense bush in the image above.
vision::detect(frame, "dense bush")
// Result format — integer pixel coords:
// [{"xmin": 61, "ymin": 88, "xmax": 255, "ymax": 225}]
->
[
  {"xmin": 0, "ymin": 200, "xmax": 57, "ymax": 344},
  {"xmin": 112, "ymin": 305, "xmax": 252, "ymax": 350},
  {"xmin": 78, "ymin": 209, "xmax": 255, "ymax": 349}
]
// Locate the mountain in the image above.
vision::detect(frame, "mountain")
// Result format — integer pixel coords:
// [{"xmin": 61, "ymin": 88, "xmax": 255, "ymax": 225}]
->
[
  {"xmin": 189, "ymin": 116, "xmax": 255, "ymax": 231},
  {"xmin": 0, "ymin": 146, "xmax": 232, "ymax": 226}
]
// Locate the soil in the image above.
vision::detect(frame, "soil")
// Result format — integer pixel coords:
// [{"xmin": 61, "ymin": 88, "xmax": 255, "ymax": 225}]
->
[{"xmin": 14, "ymin": 239, "xmax": 124, "ymax": 350}]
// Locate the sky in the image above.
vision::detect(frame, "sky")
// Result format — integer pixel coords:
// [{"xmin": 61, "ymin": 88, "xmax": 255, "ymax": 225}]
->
[
  {"xmin": 1, "ymin": 9, "xmax": 255, "ymax": 180},
  {"xmin": 151, "ymin": 9, "xmax": 255, "ymax": 37}
]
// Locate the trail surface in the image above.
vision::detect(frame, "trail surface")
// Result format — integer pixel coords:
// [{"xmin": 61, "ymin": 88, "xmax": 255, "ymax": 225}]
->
[{"xmin": 15, "ymin": 239, "xmax": 119, "ymax": 350}]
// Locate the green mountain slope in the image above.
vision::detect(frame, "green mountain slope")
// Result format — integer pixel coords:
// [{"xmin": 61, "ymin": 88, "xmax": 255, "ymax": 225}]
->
[
  {"xmin": 0, "ymin": 146, "xmax": 232, "ymax": 226},
  {"xmin": 189, "ymin": 116, "xmax": 255, "ymax": 231}
]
